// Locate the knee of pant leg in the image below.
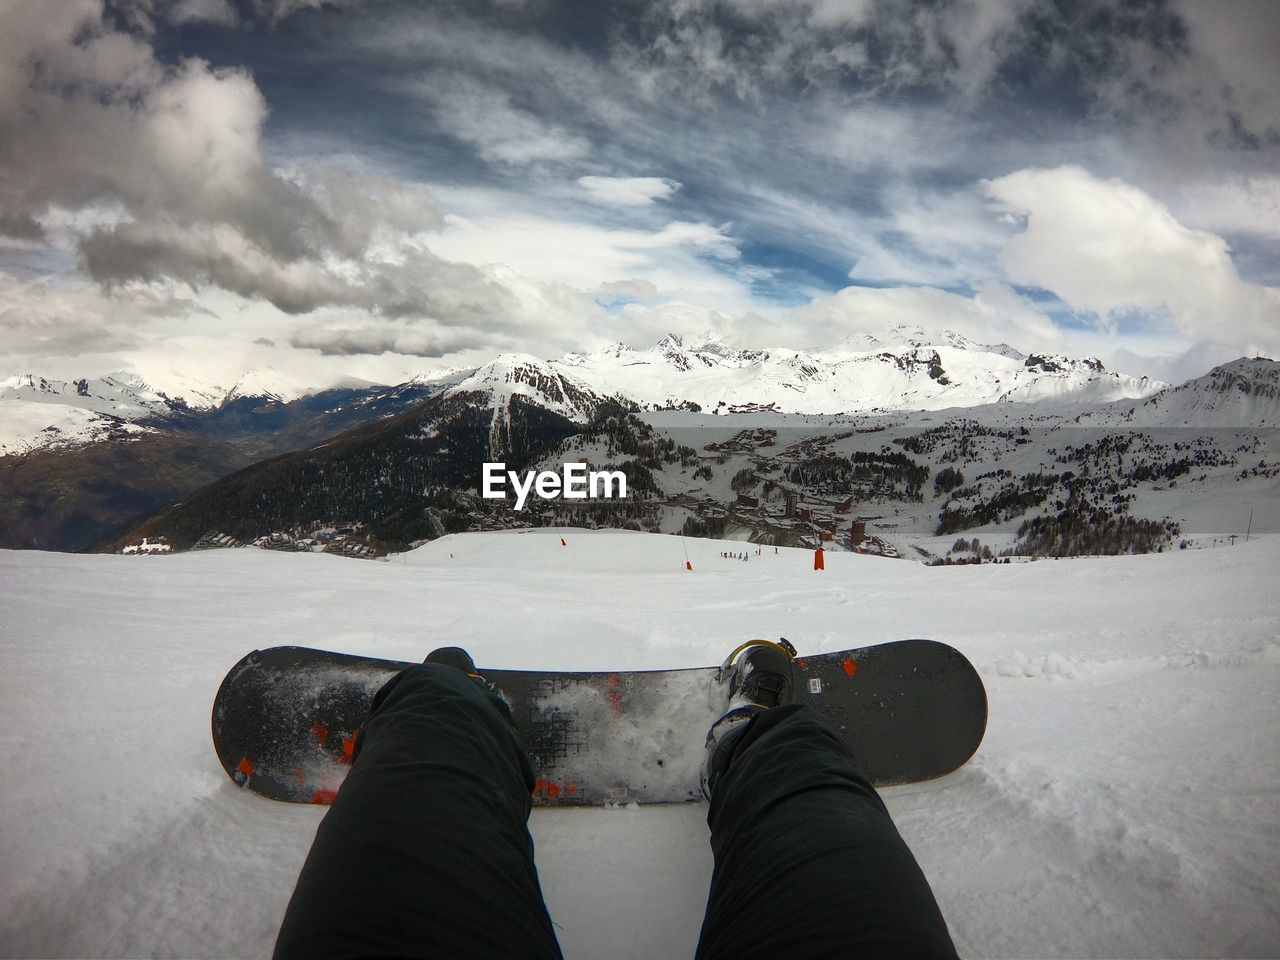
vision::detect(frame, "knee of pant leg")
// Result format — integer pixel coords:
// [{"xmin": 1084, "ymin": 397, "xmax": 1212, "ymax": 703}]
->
[{"xmin": 708, "ymin": 708, "xmax": 886, "ymax": 832}]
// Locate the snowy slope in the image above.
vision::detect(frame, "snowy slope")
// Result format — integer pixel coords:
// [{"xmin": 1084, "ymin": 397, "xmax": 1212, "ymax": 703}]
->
[
  {"xmin": 0, "ymin": 366, "xmax": 370, "ymax": 455},
  {"xmin": 1078, "ymin": 357, "xmax": 1280, "ymax": 428},
  {"xmin": 0, "ymin": 371, "xmax": 212, "ymax": 455},
  {"xmin": 1, "ymin": 373, "xmax": 168, "ymax": 417},
  {"xmin": 1, "ymin": 531, "xmax": 1277, "ymax": 957},
  {"xmin": 223, "ymin": 369, "xmax": 315, "ymax": 404},
  {"xmin": 0, "ymin": 398, "xmax": 154, "ymax": 455},
  {"xmin": 0, "ymin": 373, "xmax": 165, "ymax": 453}
]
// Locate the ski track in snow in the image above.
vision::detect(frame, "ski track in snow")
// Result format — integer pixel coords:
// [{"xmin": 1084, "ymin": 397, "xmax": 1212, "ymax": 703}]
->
[{"xmin": 1, "ymin": 531, "xmax": 1278, "ymax": 958}]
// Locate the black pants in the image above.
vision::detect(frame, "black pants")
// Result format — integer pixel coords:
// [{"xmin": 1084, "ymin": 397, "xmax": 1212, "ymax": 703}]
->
[{"xmin": 275, "ymin": 665, "xmax": 957, "ymax": 959}]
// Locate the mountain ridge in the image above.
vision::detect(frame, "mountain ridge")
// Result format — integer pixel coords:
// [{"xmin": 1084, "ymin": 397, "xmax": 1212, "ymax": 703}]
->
[
  {"xmin": 103, "ymin": 352, "xmax": 1280, "ymax": 559},
  {"xmin": 5, "ymin": 338, "xmax": 1274, "ymax": 554},
  {"xmin": 2, "ymin": 326, "xmax": 1161, "ymax": 456}
]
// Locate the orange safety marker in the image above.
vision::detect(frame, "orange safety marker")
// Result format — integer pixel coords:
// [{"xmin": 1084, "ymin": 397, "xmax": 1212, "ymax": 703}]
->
[
  {"xmin": 813, "ymin": 547, "xmax": 825, "ymax": 570},
  {"xmin": 340, "ymin": 736, "xmax": 356, "ymax": 765},
  {"xmin": 560, "ymin": 537, "xmax": 567, "ymax": 546},
  {"xmin": 312, "ymin": 722, "xmax": 329, "ymax": 746},
  {"xmin": 236, "ymin": 757, "xmax": 255, "ymax": 778},
  {"xmin": 310, "ymin": 789, "xmax": 337, "ymax": 804},
  {"xmin": 686, "ymin": 560, "xmax": 693, "ymax": 570},
  {"xmin": 843, "ymin": 657, "xmax": 858, "ymax": 678}
]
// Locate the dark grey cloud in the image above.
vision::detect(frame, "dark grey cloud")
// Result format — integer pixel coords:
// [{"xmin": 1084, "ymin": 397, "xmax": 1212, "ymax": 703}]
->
[
  {"xmin": 0, "ymin": 3, "xmax": 441, "ymax": 317},
  {"xmin": 0, "ymin": 213, "xmax": 45, "ymax": 242},
  {"xmin": 78, "ymin": 221, "xmax": 359, "ymax": 314},
  {"xmin": 290, "ymin": 323, "xmax": 486, "ymax": 358}
]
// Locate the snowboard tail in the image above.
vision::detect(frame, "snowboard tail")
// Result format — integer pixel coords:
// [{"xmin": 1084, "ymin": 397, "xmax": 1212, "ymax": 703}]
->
[{"xmin": 212, "ymin": 640, "xmax": 987, "ymax": 805}]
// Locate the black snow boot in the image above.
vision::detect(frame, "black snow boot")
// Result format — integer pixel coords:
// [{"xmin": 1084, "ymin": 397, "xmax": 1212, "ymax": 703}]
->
[
  {"xmin": 424, "ymin": 645, "xmax": 482, "ymax": 676},
  {"xmin": 701, "ymin": 639, "xmax": 797, "ymax": 798},
  {"xmin": 424, "ymin": 646, "xmax": 513, "ymax": 719}
]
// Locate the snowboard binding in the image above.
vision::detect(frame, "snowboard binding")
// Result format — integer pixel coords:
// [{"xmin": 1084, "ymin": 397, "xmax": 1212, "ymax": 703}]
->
[
  {"xmin": 702, "ymin": 638, "xmax": 799, "ymax": 799},
  {"xmin": 715, "ymin": 637, "xmax": 798, "ymax": 705}
]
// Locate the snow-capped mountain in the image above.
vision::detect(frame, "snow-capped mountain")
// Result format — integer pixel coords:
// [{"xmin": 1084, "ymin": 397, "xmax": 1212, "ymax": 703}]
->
[
  {"xmin": 1077, "ymin": 357, "xmax": 1279, "ymax": 428},
  {"xmin": 0, "ymin": 368, "xmax": 398, "ymax": 456},
  {"xmin": 1, "ymin": 372, "xmax": 176, "ymax": 418},
  {"xmin": 0, "ymin": 373, "xmax": 175, "ymax": 454},
  {"xmin": 438, "ymin": 354, "xmax": 621, "ymax": 458},
  {"xmin": 445, "ymin": 354, "xmax": 609, "ymax": 423},
  {"xmin": 556, "ymin": 328, "xmax": 1160, "ymax": 414},
  {"xmin": 222, "ymin": 369, "xmax": 315, "ymax": 405},
  {"xmin": 0, "ymin": 327, "xmax": 1175, "ymax": 457},
  {"xmin": 0, "ymin": 371, "xmax": 450, "ymax": 551}
]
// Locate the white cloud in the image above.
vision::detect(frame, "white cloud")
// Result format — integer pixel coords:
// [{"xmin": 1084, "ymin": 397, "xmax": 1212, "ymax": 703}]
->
[
  {"xmin": 783, "ymin": 281, "xmax": 1063, "ymax": 352},
  {"xmin": 598, "ymin": 278, "xmax": 659, "ymax": 301},
  {"xmin": 423, "ymin": 198, "xmax": 747, "ymax": 308},
  {"xmin": 984, "ymin": 165, "xmax": 1280, "ymax": 353},
  {"xmin": 1108, "ymin": 339, "xmax": 1255, "ymax": 386},
  {"xmin": 577, "ymin": 176, "xmax": 681, "ymax": 207},
  {"xmin": 423, "ymin": 76, "xmax": 590, "ymax": 167},
  {"xmin": 1174, "ymin": 174, "xmax": 1280, "ymax": 241},
  {"xmin": 0, "ymin": 269, "xmax": 184, "ymax": 359}
]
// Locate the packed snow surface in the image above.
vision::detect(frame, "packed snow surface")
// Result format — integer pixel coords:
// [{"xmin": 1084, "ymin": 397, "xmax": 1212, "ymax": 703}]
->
[{"xmin": 2, "ymin": 530, "xmax": 1278, "ymax": 958}]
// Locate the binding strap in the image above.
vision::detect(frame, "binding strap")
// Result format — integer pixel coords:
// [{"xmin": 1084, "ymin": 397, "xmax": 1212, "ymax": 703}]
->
[{"xmin": 717, "ymin": 638, "xmax": 797, "ymax": 682}]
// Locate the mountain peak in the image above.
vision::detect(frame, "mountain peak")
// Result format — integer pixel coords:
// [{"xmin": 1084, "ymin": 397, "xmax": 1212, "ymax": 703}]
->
[
  {"xmin": 225, "ymin": 369, "xmax": 312, "ymax": 404},
  {"xmin": 448, "ymin": 353, "xmax": 606, "ymax": 424}
]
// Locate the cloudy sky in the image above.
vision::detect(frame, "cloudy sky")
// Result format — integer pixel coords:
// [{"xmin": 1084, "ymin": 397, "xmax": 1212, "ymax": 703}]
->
[{"xmin": 2, "ymin": 0, "xmax": 1278, "ymax": 389}]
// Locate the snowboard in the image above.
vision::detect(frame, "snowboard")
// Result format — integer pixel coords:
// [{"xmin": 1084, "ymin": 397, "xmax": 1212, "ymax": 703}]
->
[{"xmin": 212, "ymin": 640, "xmax": 986, "ymax": 806}]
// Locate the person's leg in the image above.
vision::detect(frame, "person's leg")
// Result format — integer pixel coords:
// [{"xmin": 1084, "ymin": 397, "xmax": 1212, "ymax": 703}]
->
[
  {"xmin": 274, "ymin": 661, "xmax": 562, "ymax": 960},
  {"xmin": 697, "ymin": 705, "xmax": 957, "ymax": 960}
]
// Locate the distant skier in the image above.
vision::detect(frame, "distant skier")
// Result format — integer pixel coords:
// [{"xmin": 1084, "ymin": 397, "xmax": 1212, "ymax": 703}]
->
[{"xmin": 274, "ymin": 644, "xmax": 957, "ymax": 959}]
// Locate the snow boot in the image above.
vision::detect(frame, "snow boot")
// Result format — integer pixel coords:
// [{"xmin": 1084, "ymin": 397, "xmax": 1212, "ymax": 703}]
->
[
  {"xmin": 424, "ymin": 646, "xmax": 513, "ymax": 719},
  {"xmin": 700, "ymin": 638, "xmax": 797, "ymax": 799},
  {"xmin": 423, "ymin": 645, "xmax": 483, "ymax": 677}
]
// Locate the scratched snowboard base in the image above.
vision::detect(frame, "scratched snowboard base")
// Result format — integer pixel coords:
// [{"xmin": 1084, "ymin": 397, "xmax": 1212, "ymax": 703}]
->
[{"xmin": 212, "ymin": 640, "xmax": 986, "ymax": 805}]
